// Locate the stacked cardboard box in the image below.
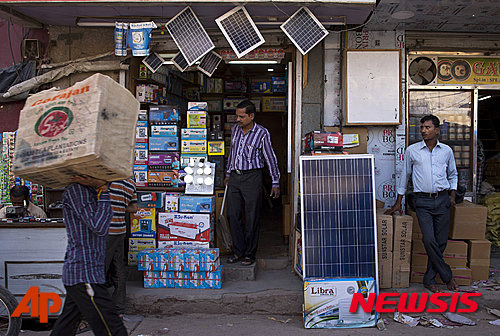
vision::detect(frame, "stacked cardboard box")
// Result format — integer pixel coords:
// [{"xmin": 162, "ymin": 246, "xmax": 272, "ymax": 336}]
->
[
  {"xmin": 138, "ymin": 248, "xmax": 222, "ymax": 289},
  {"xmin": 376, "ymin": 209, "xmax": 393, "ymax": 288},
  {"xmin": 392, "ymin": 215, "xmax": 413, "ymax": 288},
  {"xmin": 466, "ymin": 239, "xmax": 491, "ymax": 281},
  {"xmin": 449, "ymin": 201, "xmax": 487, "ymax": 240}
]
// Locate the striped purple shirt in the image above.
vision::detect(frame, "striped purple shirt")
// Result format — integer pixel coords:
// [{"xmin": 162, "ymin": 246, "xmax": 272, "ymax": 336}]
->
[
  {"xmin": 61, "ymin": 183, "xmax": 113, "ymax": 286},
  {"xmin": 226, "ymin": 122, "xmax": 280, "ymax": 187}
]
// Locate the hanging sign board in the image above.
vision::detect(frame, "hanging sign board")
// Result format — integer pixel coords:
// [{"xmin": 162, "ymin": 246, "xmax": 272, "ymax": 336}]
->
[
  {"xmin": 219, "ymin": 48, "xmax": 285, "ymax": 61},
  {"xmin": 345, "ymin": 49, "xmax": 401, "ymax": 125},
  {"xmin": 437, "ymin": 57, "xmax": 500, "ymax": 85}
]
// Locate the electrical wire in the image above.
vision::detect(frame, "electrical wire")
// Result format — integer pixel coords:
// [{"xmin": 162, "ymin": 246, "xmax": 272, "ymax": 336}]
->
[{"xmin": 271, "ymin": 0, "xmax": 291, "ymax": 19}]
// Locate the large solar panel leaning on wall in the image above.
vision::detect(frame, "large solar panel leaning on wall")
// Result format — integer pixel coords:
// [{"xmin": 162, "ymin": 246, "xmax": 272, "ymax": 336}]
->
[
  {"xmin": 215, "ymin": 6, "xmax": 265, "ymax": 58},
  {"xmin": 166, "ymin": 7, "xmax": 215, "ymax": 66},
  {"xmin": 172, "ymin": 52, "xmax": 189, "ymax": 72},
  {"xmin": 281, "ymin": 7, "xmax": 329, "ymax": 55},
  {"xmin": 299, "ymin": 155, "xmax": 378, "ymax": 281},
  {"xmin": 197, "ymin": 51, "xmax": 223, "ymax": 77}
]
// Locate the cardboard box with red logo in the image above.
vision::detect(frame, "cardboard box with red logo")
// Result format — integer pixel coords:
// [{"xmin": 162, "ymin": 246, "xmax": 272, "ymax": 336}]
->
[
  {"xmin": 303, "ymin": 131, "xmax": 343, "ymax": 152},
  {"xmin": 157, "ymin": 213, "xmax": 211, "ymax": 244}
]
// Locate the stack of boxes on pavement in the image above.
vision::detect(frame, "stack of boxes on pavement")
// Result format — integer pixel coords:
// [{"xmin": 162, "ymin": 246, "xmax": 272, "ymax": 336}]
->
[
  {"xmin": 376, "ymin": 206, "xmax": 413, "ymax": 288},
  {"xmin": 377, "ymin": 199, "xmax": 491, "ymax": 288},
  {"xmin": 138, "ymin": 247, "xmax": 222, "ymax": 289},
  {"xmin": 131, "ymin": 102, "xmax": 223, "ymax": 289}
]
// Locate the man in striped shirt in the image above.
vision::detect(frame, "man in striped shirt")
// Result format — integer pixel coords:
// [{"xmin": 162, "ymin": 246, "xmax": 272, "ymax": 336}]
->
[
  {"xmin": 51, "ymin": 175, "xmax": 126, "ymax": 336},
  {"xmin": 225, "ymin": 100, "xmax": 280, "ymax": 266},
  {"xmin": 106, "ymin": 178, "xmax": 137, "ymax": 315}
]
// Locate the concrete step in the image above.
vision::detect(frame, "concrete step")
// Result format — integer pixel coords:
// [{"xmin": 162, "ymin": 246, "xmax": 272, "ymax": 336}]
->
[{"xmin": 257, "ymin": 256, "xmax": 290, "ymax": 270}]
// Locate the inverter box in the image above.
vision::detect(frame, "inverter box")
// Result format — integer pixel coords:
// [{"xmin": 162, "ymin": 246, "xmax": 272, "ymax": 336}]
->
[
  {"xmin": 303, "ymin": 278, "xmax": 377, "ymax": 329},
  {"xmin": 13, "ymin": 73, "xmax": 139, "ymax": 187}
]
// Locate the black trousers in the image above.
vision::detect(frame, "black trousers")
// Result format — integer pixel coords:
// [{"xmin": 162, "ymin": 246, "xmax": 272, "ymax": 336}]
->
[
  {"xmin": 50, "ymin": 283, "xmax": 127, "ymax": 336},
  {"xmin": 227, "ymin": 169, "xmax": 263, "ymax": 259},
  {"xmin": 105, "ymin": 233, "xmax": 127, "ymax": 314},
  {"xmin": 414, "ymin": 192, "xmax": 453, "ymax": 285}
]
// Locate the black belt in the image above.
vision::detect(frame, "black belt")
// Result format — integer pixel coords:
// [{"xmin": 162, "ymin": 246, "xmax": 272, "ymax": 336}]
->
[
  {"xmin": 415, "ymin": 190, "xmax": 449, "ymax": 198},
  {"xmin": 232, "ymin": 169, "xmax": 261, "ymax": 175}
]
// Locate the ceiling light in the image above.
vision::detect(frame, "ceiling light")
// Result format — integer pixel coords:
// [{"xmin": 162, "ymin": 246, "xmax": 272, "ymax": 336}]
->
[
  {"xmin": 478, "ymin": 95, "xmax": 491, "ymax": 101},
  {"xmin": 391, "ymin": 1, "xmax": 415, "ymax": 20},
  {"xmin": 163, "ymin": 61, "xmax": 175, "ymax": 65},
  {"xmin": 228, "ymin": 60, "xmax": 278, "ymax": 64},
  {"xmin": 268, "ymin": 68, "xmax": 274, "ymax": 72}
]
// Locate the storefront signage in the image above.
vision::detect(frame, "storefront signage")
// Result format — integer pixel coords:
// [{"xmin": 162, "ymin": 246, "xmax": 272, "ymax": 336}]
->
[
  {"xmin": 437, "ymin": 57, "xmax": 500, "ymax": 85},
  {"xmin": 219, "ymin": 48, "xmax": 285, "ymax": 61}
]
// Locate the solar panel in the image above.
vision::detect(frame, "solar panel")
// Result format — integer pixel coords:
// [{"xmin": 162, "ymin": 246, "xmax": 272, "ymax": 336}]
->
[
  {"xmin": 299, "ymin": 155, "xmax": 378, "ymax": 280},
  {"xmin": 215, "ymin": 6, "xmax": 265, "ymax": 58},
  {"xmin": 281, "ymin": 7, "xmax": 329, "ymax": 55},
  {"xmin": 172, "ymin": 52, "xmax": 189, "ymax": 72},
  {"xmin": 142, "ymin": 53, "xmax": 165, "ymax": 73},
  {"xmin": 166, "ymin": 7, "xmax": 214, "ymax": 66},
  {"xmin": 197, "ymin": 51, "xmax": 223, "ymax": 77}
]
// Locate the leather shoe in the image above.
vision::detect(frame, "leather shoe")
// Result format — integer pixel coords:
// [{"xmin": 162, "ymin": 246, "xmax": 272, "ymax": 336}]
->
[
  {"xmin": 241, "ymin": 257, "xmax": 255, "ymax": 266},
  {"xmin": 424, "ymin": 284, "xmax": 441, "ymax": 293},
  {"xmin": 446, "ymin": 278, "xmax": 459, "ymax": 291},
  {"xmin": 227, "ymin": 255, "xmax": 241, "ymax": 264}
]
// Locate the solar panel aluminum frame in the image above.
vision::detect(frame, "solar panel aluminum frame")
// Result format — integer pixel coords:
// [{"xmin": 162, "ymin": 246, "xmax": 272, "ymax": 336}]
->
[
  {"xmin": 215, "ymin": 6, "xmax": 265, "ymax": 58},
  {"xmin": 281, "ymin": 7, "xmax": 329, "ymax": 55},
  {"xmin": 142, "ymin": 52, "xmax": 165, "ymax": 73},
  {"xmin": 299, "ymin": 154, "xmax": 379, "ymax": 287},
  {"xmin": 166, "ymin": 6, "xmax": 214, "ymax": 66},
  {"xmin": 197, "ymin": 51, "xmax": 223, "ymax": 77},
  {"xmin": 172, "ymin": 52, "xmax": 189, "ymax": 72}
]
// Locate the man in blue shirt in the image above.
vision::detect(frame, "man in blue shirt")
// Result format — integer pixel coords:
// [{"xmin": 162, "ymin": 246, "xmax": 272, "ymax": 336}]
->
[
  {"xmin": 51, "ymin": 175, "xmax": 127, "ymax": 336},
  {"xmin": 387, "ymin": 115, "xmax": 458, "ymax": 293}
]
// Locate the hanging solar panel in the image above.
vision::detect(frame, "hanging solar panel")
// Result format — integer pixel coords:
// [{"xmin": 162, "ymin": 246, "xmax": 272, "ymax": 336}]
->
[
  {"xmin": 166, "ymin": 7, "xmax": 214, "ymax": 66},
  {"xmin": 142, "ymin": 52, "xmax": 165, "ymax": 73},
  {"xmin": 172, "ymin": 52, "xmax": 189, "ymax": 72},
  {"xmin": 299, "ymin": 155, "xmax": 378, "ymax": 280},
  {"xmin": 215, "ymin": 6, "xmax": 265, "ymax": 58},
  {"xmin": 197, "ymin": 51, "xmax": 223, "ymax": 77},
  {"xmin": 281, "ymin": 7, "xmax": 329, "ymax": 55}
]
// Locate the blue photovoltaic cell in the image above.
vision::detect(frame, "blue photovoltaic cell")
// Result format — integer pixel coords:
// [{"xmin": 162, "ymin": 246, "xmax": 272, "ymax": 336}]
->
[{"xmin": 300, "ymin": 155, "xmax": 377, "ymax": 279}]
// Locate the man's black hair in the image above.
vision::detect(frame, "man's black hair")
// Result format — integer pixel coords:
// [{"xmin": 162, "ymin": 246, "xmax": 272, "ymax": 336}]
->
[
  {"xmin": 10, "ymin": 185, "xmax": 30, "ymax": 201},
  {"xmin": 420, "ymin": 115, "xmax": 440, "ymax": 128},
  {"xmin": 236, "ymin": 100, "xmax": 256, "ymax": 116}
]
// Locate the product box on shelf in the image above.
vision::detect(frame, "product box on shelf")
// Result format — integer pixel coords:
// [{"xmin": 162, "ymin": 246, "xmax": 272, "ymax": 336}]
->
[
  {"xmin": 187, "ymin": 111, "xmax": 207, "ymax": 128},
  {"xmin": 209, "ymin": 156, "xmax": 225, "ymax": 172},
  {"xmin": 151, "ymin": 125, "xmax": 178, "ymax": 137},
  {"xmin": 136, "ymin": 121, "xmax": 148, "ymax": 143},
  {"xmin": 148, "ymin": 171, "xmax": 179, "ymax": 187},
  {"xmin": 207, "ymin": 130, "xmax": 224, "ymax": 141},
  {"xmin": 134, "ymin": 142, "xmax": 148, "ymax": 165},
  {"xmin": 149, "ymin": 105, "xmax": 179, "ymax": 123},
  {"xmin": 149, "ymin": 137, "xmax": 179, "ymax": 151},
  {"xmin": 304, "ymin": 131, "xmax": 343, "ymax": 152},
  {"xmin": 130, "ymin": 208, "xmax": 156, "ymax": 238},
  {"xmin": 181, "ymin": 128, "xmax": 207, "ymax": 140},
  {"xmin": 178, "ymin": 169, "xmax": 187, "ymax": 187},
  {"xmin": 136, "ymin": 84, "xmax": 158, "ymax": 103},
  {"xmin": 179, "ymin": 195, "xmax": 215, "ymax": 213},
  {"xmin": 187, "ymin": 102, "xmax": 208, "ymax": 111},
  {"xmin": 223, "ymin": 98, "xmax": 242, "ymax": 112},
  {"xmin": 262, "ymin": 96, "xmax": 286, "ymax": 112},
  {"xmin": 208, "ymin": 141, "xmax": 225, "ymax": 155},
  {"xmin": 180, "ymin": 154, "xmax": 208, "ymax": 168},
  {"xmin": 128, "ymin": 252, "xmax": 138, "ymax": 266},
  {"xmin": 181, "ymin": 140, "xmax": 207, "ymax": 153},
  {"xmin": 128, "ymin": 237, "xmax": 156, "ymax": 251},
  {"xmin": 138, "ymin": 110, "xmax": 148, "ymax": 121},
  {"xmin": 164, "ymin": 194, "xmax": 179, "ymax": 212},
  {"xmin": 137, "ymin": 192, "xmax": 164, "ymax": 208},
  {"xmin": 271, "ymin": 76, "xmax": 286, "ymax": 93},
  {"xmin": 250, "ymin": 81, "xmax": 271, "ymax": 93},
  {"xmin": 133, "ymin": 165, "xmax": 148, "ymax": 187},
  {"xmin": 148, "ymin": 152, "xmax": 180, "ymax": 170},
  {"xmin": 158, "ymin": 212, "xmax": 211, "ymax": 243}
]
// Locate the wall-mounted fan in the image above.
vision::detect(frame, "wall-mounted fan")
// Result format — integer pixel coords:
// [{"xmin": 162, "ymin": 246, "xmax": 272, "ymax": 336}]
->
[{"xmin": 408, "ymin": 56, "xmax": 437, "ymax": 85}]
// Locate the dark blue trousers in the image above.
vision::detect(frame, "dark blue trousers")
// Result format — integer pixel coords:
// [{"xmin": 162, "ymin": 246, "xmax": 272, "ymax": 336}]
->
[{"xmin": 414, "ymin": 192, "xmax": 453, "ymax": 285}]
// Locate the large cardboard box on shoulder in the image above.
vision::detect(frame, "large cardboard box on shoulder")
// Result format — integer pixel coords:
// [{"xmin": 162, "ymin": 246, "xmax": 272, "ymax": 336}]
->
[
  {"xmin": 449, "ymin": 201, "xmax": 487, "ymax": 240},
  {"xmin": 13, "ymin": 73, "xmax": 139, "ymax": 188},
  {"xmin": 392, "ymin": 215, "xmax": 413, "ymax": 288}
]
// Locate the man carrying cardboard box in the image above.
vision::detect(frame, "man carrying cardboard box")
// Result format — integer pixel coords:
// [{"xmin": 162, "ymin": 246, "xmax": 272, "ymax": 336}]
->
[{"xmin": 387, "ymin": 115, "xmax": 459, "ymax": 293}]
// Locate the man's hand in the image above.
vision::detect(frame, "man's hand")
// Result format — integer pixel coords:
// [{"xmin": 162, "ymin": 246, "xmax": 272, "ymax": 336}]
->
[
  {"xmin": 385, "ymin": 194, "xmax": 404, "ymax": 215},
  {"xmin": 449, "ymin": 190, "xmax": 456, "ymax": 207},
  {"xmin": 224, "ymin": 177, "xmax": 229, "ymax": 187},
  {"xmin": 270, "ymin": 187, "xmax": 280, "ymax": 199},
  {"xmin": 71, "ymin": 175, "xmax": 107, "ymax": 189}
]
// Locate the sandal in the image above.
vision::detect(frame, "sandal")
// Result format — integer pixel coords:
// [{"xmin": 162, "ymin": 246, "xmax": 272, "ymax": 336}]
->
[
  {"xmin": 241, "ymin": 257, "xmax": 255, "ymax": 266},
  {"xmin": 76, "ymin": 320, "xmax": 90, "ymax": 334},
  {"xmin": 227, "ymin": 255, "xmax": 241, "ymax": 264}
]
